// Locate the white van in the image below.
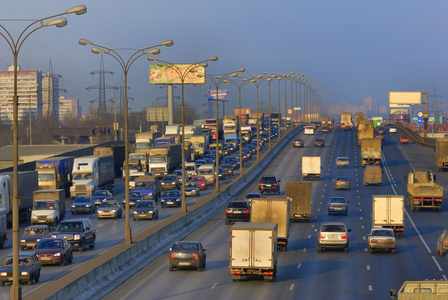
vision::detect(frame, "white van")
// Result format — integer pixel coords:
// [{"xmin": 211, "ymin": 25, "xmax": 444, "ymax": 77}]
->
[
  {"xmin": 304, "ymin": 125, "xmax": 315, "ymax": 135},
  {"xmin": 197, "ymin": 164, "xmax": 216, "ymax": 185},
  {"xmin": 185, "ymin": 162, "xmax": 197, "ymax": 179}
]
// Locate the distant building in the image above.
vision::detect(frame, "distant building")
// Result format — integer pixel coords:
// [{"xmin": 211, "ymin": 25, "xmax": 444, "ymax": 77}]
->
[
  {"xmin": 42, "ymin": 73, "xmax": 60, "ymax": 119},
  {"xmin": 59, "ymin": 96, "xmax": 81, "ymax": 121},
  {"xmin": 0, "ymin": 66, "xmax": 42, "ymax": 123},
  {"xmin": 364, "ymin": 96, "xmax": 375, "ymax": 113}
]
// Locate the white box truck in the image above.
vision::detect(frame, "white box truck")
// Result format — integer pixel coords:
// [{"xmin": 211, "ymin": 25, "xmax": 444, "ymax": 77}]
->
[
  {"xmin": 372, "ymin": 195, "xmax": 404, "ymax": 238},
  {"xmin": 302, "ymin": 156, "xmax": 321, "ymax": 180},
  {"xmin": 230, "ymin": 222, "xmax": 277, "ymax": 282}
]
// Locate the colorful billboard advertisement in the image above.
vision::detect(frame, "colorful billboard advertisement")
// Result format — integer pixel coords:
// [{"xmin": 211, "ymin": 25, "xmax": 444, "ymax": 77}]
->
[
  {"xmin": 149, "ymin": 64, "xmax": 205, "ymax": 84},
  {"xmin": 208, "ymin": 89, "xmax": 229, "ymax": 101},
  {"xmin": 389, "ymin": 91, "xmax": 422, "ymax": 105}
]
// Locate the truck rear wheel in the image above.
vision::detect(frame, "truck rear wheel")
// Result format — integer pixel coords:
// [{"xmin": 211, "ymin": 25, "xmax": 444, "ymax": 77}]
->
[{"xmin": 264, "ymin": 276, "xmax": 273, "ymax": 282}]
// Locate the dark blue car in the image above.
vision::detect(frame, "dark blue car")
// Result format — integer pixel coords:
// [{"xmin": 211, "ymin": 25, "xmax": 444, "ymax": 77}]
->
[{"xmin": 160, "ymin": 190, "xmax": 182, "ymax": 208}]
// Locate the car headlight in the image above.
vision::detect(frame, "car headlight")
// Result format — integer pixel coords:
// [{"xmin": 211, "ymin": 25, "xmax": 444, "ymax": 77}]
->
[
  {"xmin": 51, "ymin": 234, "xmax": 57, "ymax": 238},
  {"xmin": 172, "ymin": 182, "xmax": 176, "ymax": 184},
  {"xmin": 133, "ymin": 211, "xmax": 137, "ymax": 214},
  {"xmin": 74, "ymin": 234, "xmax": 81, "ymax": 240},
  {"xmin": 71, "ymin": 205, "xmax": 75, "ymax": 208},
  {"xmin": 0, "ymin": 272, "xmax": 6, "ymax": 276},
  {"xmin": 176, "ymin": 198, "xmax": 181, "ymax": 202},
  {"xmin": 86, "ymin": 204, "xmax": 91, "ymax": 207},
  {"xmin": 21, "ymin": 272, "xmax": 28, "ymax": 276},
  {"xmin": 54, "ymin": 252, "xmax": 61, "ymax": 257},
  {"xmin": 111, "ymin": 209, "xmax": 117, "ymax": 212},
  {"xmin": 148, "ymin": 192, "xmax": 153, "ymax": 196},
  {"xmin": 20, "ymin": 239, "xmax": 25, "ymax": 243}
]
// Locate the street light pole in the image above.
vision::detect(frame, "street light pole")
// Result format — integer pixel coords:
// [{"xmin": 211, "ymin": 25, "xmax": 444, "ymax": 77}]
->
[
  {"xmin": 223, "ymin": 76, "xmax": 254, "ymax": 175},
  {"xmin": 147, "ymin": 57, "xmax": 218, "ymax": 213},
  {"xmin": 80, "ymin": 38, "xmax": 173, "ymax": 245},
  {"xmin": 251, "ymin": 75, "xmax": 271, "ymax": 162},
  {"xmin": 198, "ymin": 69, "xmax": 245, "ymax": 191},
  {"xmin": 0, "ymin": 6, "xmax": 86, "ymax": 299}
]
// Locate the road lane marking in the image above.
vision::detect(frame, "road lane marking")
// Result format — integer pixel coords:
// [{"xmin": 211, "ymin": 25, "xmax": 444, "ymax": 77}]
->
[
  {"xmin": 211, "ymin": 283, "xmax": 218, "ymax": 289},
  {"xmin": 289, "ymin": 284, "xmax": 295, "ymax": 291},
  {"xmin": 308, "ymin": 235, "xmax": 311, "ymax": 239},
  {"xmin": 297, "ymin": 263, "xmax": 302, "ymax": 269},
  {"xmin": 367, "ymin": 265, "xmax": 370, "ymax": 270},
  {"xmin": 368, "ymin": 285, "xmax": 372, "ymax": 291},
  {"xmin": 303, "ymin": 248, "xmax": 307, "ymax": 252}
]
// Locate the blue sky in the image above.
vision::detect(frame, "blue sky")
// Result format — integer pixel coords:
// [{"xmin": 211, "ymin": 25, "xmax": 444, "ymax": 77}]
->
[{"xmin": 1, "ymin": 0, "xmax": 447, "ymax": 116}]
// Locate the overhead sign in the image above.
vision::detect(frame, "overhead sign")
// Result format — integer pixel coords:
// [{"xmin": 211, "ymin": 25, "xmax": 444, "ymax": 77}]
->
[
  {"xmin": 411, "ymin": 114, "xmax": 418, "ymax": 123},
  {"xmin": 208, "ymin": 89, "xmax": 229, "ymax": 101},
  {"xmin": 149, "ymin": 64, "xmax": 205, "ymax": 84},
  {"xmin": 428, "ymin": 114, "xmax": 436, "ymax": 123},
  {"xmin": 417, "ymin": 117, "xmax": 423, "ymax": 125},
  {"xmin": 287, "ymin": 109, "xmax": 293, "ymax": 114},
  {"xmin": 389, "ymin": 104, "xmax": 410, "ymax": 108},
  {"xmin": 389, "ymin": 91, "xmax": 422, "ymax": 105}
]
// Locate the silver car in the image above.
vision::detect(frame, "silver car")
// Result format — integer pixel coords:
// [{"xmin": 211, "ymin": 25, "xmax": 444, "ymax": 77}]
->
[
  {"xmin": 97, "ymin": 200, "xmax": 122, "ymax": 219},
  {"xmin": 184, "ymin": 182, "xmax": 200, "ymax": 197},
  {"xmin": 317, "ymin": 222, "xmax": 351, "ymax": 252},
  {"xmin": 368, "ymin": 228, "xmax": 396, "ymax": 253}
]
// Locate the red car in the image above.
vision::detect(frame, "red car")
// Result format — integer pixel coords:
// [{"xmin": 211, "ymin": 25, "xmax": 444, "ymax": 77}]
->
[
  {"xmin": 34, "ymin": 237, "xmax": 73, "ymax": 266},
  {"xmin": 400, "ymin": 136, "xmax": 409, "ymax": 144},
  {"xmin": 191, "ymin": 175, "xmax": 207, "ymax": 190}
]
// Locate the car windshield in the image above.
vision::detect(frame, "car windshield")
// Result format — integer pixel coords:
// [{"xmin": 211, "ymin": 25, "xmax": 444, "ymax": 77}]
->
[
  {"xmin": 74, "ymin": 196, "xmax": 90, "ymax": 202},
  {"xmin": 23, "ymin": 227, "xmax": 46, "ymax": 236},
  {"xmin": 93, "ymin": 191, "xmax": 108, "ymax": 196},
  {"xmin": 192, "ymin": 177, "xmax": 204, "ymax": 182},
  {"xmin": 36, "ymin": 240, "xmax": 62, "ymax": 249},
  {"xmin": 261, "ymin": 177, "xmax": 276, "ymax": 183},
  {"xmin": 56, "ymin": 222, "xmax": 83, "ymax": 232},
  {"xmin": 172, "ymin": 243, "xmax": 198, "ymax": 252},
  {"xmin": 322, "ymin": 225, "xmax": 346, "ymax": 232},
  {"xmin": 163, "ymin": 177, "xmax": 176, "ymax": 182},
  {"xmin": 135, "ymin": 202, "xmax": 154, "ymax": 208},
  {"xmin": 199, "ymin": 169, "xmax": 212, "ymax": 175},
  {"xmin": 164, "ymin": 191, "xmax": 180, "ymax": 197},
  {"xmin": 130, "ymin": 192, "xmax": 142, "ymax": 198},
  {"xmin": 4, "ymin": 256, "xmax": 32, "ymax": 266},
  {"xmin": 185, "ymin": 183, "xmax": 196, "ymax": 188},
  {"xmin": 246, "ymin": 194, "xmax": 261, "ymax": 199},
  {"xmin": 228, "ymin": 202, "xmax": 247, "ymax": 208},
  {"xmin": 372, "ymin": 230, "xmax": 394, "ymax": 237},
  {"xmin": 338, "ymin": 158, "xmax": 348, "ymax": 161},
  {"xmin": 33, "ymin": 201, "xmax": 55, "ymax": 210},
  {"xmin": 99, "ymin": 202, "xmax": 116, "ymax": 207},
  {"xmin": 330, "ymin": 198, "xmax": 346, "ymax": 203},
  {"xmin": 185, "ymin": 166, "xmax": 195, "ymax": 171}
]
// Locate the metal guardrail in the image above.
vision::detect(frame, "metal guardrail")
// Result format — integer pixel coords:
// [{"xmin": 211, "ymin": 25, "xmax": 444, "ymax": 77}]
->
[{"xmin": 394, "ymin": 122, "xmax": 436, "ymax": 149}]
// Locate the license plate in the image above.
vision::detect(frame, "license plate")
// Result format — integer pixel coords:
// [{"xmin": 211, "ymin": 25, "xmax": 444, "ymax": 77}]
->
[
  {"xmin": 167, "ymin": 201, "xmax": 173, "ymax": 204},
  {"xmin": 41, "ymin": 257, "xmax": 52, "ymax": 260},
  {"xmin": 234, "ymin": 211, "xmax": 241, "ymax": 214},
  {"xmin": 265, "ymin": 184, "xmax": 271, "ymax": 187},
  {"xmin": 178, "ymin": 262, "xmax": 190, "ymax": 266}
]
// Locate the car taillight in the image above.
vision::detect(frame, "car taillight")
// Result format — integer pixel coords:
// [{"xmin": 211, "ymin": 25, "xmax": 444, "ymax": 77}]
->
[
  {"xmin": 226, "ymin": 209, "xmax": 232, "ymax": 214},
  {"xmin": 370, "ymin": 239, "xmax": 377, "ymax": 243},
  {"xmin": 436, "ymin": 198, "xmax": 443, "ymax": 202},
  {"xmin": 442, "ymin": 241, "xmax": 448, "ymax": 246},
  {"xmin": 341, "ymin": 234, "xmax": 348, "ymax": 240},
  {"xmin": 318, "ymin": 234, "xmax": 325, "ymax": 239},
  {"xmin": 346, "ymin": 181, "xmax": 350, "ymax": 184},
  {"xmin": 194, "ymin": 252, "xmax": 199, "ymax": 260},
  {"xmin": 243, "ymin": 210, "xmax": 250, "ymax": 214},
  {"xmin": 170, "ymin": 252, "xmax": 174, "ymax": 259},
  {"xmin": 335, "ymin": 181, "xmax": 340, "ymax": 184},
  {"xmin": 273, "ymin": 183, "xmax": 278, "ymax": 187},
  {"xmin": 259, "ymin": 183, "xmax": 263, "ymax": 187}
]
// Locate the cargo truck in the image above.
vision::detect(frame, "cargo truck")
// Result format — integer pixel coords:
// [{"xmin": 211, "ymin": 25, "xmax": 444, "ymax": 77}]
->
[
  {"xmin": 129, "ymin": 152, "xmax": 148, "ymax": 172},
  {"xmin": 223, "ymin": 118, "xmax": 238, "ymax": 135},
  {"xmin": 31, "ymin": 189, "xmax": 65, "ymax": 226},
  {"xmin": 390, "ymin": 280, "xmax": 448, "ymax": 300},
  {"xmin": 240, "ymin": 125, "xmax": 252, "ymax": 142},
  {"xmin": 302, "ymin": 156, "xmax": 321, "ymax": 180},
  {"xmin": 0, "ymin": 171, "xmax": 38, "ymax": 228},
  {"xmin": 340, "ymin": 112, "xmax": 353, "ymax": 130},
  {"xmin": 93, "ymin": 145, "xmax": 125, "ymax": 178},
  {"xmin": 148, "ymin": 144, "xmax": 182, "ymax": 178},
  {"xmin": 35, "ymin": 156, "xmax": 74, "ymax": 193},
  {"xmin": 135, "ymin": 131, "xmax": 162, "ymax": 151},
  {"xmin": 357, "ymin": 121, "xmax": 374, "ymax": 146},
  {"xmin": 435, "ymin": 138, "xmax": 448, "ymax": 171},
  {"xmin": 286, "ymin": 182, "xmax": 312, "ymax": 221},
  {"xmin": 354, "ymin": 112, "xmax": 367, "ymax": 128},
  {"xmin": 321, "ymin": 118, "xmax": 333, "ymax": 130},
  {"xmin": 69, "ymin": 155, "xmax": 115, "ymax": 199},
  {"xmin": 250, "ymin": 198, "xmax": 290, "ymax": 251},
  {"xmin": 372, "ymin": 195, "xmax": 404, "ymax": 238},
  {"xmin": 361, "ymin": 138, "xmax": 382, "ymax": 166},
  {"xmin": 224, "ymin": 133, "xmax": 238, "ymax": 150},
  {"xmin": 406, "ymin": 170, "xmax": 443, "ymax": 212},
  {"xmin": 122, "ymin": 158, "xmax": 142, "ymax": 179},
  {"xmin": 165, "ymin": 124, "xmax": 181, "ymax": 135},
  {"xmin": 229, "ymin": 222, "xmax": 277, "ymax": 282},
  {"xmin": 189, "ymin": 135, "xmax": 209, "ymax": 158},
  {"xmin": 154, "ymin": 136, "xmax": 176, "ymax": 146}
]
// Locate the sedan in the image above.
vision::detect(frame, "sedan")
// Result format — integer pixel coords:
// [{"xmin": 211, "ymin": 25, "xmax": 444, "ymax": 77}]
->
[
  {"xmin": 122, "ymin": 190, "xmax": 145, "ymax": 208},
  {"xmin": 133, "ymin": 200, "xmax": 159, "ymax": 221},
  {"xmin": 184, "ymin": 182, "xmax": 200, "ymax": 197},
  {"xmin": 328, "ymin": 197, "xmax": 349, "ymax": 215},
  {"xmin": 191, "ymin": 175, "xmax": 207, "ymax": 190},
  {"xmin": 92, "ymin": 190, "xmax": 113, "ymax": 207},
  {"xmin": 161, "ymin": 190, "xmax": 182, "ymax": 208},
  {"xmin": 334, "ymin": 176, "xmax": 351, "ymax": 190},
  {"xmin": 168, "ymin": 241, "xmax": 206, "ymax": 272},
  {"xmin": 400, "ymin": 136, "xmax": 410, "ymax": 144},
  {"xmin": 244, "ymin": 192, "xmax": 261, "ymax": 206},
  {"xmin": 314, "ymin": 139, "xmax": 325, "ymax": 147},
  {"xmin": 34, "ymin": 237, "xmax": 73, "ymax": 266},
  {"xmin": 220, "ymin": 164, "xmax": 234, "ymax": 177},
  {"xmin": 293, "ymin": 138, "xmax": 304, "ymax": 148},
  {"xmin": 368, "ymin": 228, "xmax": 396, "ymax": 253},
  {"xmin": 97, "ymin": 200, "xmax": 123, "ymax": 219},
  {"xmin": 19, "ymin": 225, "xmax": 51, "ymax": 250},
  {"xmin": 218, "ymin": 167, "xmax": 226, "ymax": 181},
  {"xmin": 0, "ymin": 253, "xmax": 41, "ymax": 286},
  {"xmin": 335, "ymin": 157, "xmax": 350, "ymax": 167}
]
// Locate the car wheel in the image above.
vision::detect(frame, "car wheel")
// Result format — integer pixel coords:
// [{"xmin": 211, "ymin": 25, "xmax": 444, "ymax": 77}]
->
[
  {"xmin": 68, "ymin": 253, "xmax": 73, "ymax": 264},
  {"xmin": 78, "ymin": 241, "xmax": 85, "ymax": 252},
  {"xmin": 133, "ymin": 217, "xmax": 137, "ymax": 221},
  {"xmin": 35, "ymin": 271, "xmax": 40, "ymax": 283},
  {"xmin": 98, "ymin": 217, "xmax": 101, "ymax": 220},
  {"xmin": 90, "ymin": 240, "xmax": 95, "ymax": 249},
  {"xmin": 440, "ymin": 250, "xmax": 445, "ymax": 257},
  {"xmin": 368, "ymin": 246, "xmax": 373, "ymax": 253},
  {"xmin": 169, "ymin": 266, "xmax": 174, "ymax": 272},
  {"xmin": 60, "ymin": 255, "xmax": 66, "ymax": 266},
  {"xmin": 391, "ymin": 248, "xmax": 396, "ymax": 254},
  {"xmin": 344, "ymin": 245, "xmax": 349, "ymax": 253},
  {"xmin": 28, "ymin": 276, "xmax": 33, "ymax": 285},
  {"xmin": 225, "ymin": 218, "xmax": 230, "ymax": 225},
  {"xmin": 317, "ymin": 245, "xmax": 322, "ymax": 252},
  {"xmin": 0, "ymin": 281, "xmax": 4, "ymax": 286}
]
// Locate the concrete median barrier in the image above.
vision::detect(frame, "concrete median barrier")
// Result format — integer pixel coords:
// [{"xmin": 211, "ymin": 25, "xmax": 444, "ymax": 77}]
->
[{"xmin": 28, "ymin": 126, "xmax": 301, "ymax": 300}]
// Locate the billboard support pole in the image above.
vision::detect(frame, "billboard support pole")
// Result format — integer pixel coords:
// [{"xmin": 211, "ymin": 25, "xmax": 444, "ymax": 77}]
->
[{"xmin": 167, "ymin": 84, "xmax": 174, "ymax": 125}]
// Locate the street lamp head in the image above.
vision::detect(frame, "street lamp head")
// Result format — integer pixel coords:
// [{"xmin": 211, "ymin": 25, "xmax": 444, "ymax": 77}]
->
[
  {"xmin": 46, "ymin": 18, "xmax": 67, "ymax": 28},
  {"xmin": 160, "ymin": 40, "xmax": 174, "ymax": 47},
  {"xmin": 147, "ymin": 56, "xmax": 158, "ymax": 62},
  {"xmin": 79, "ymin": 38, "xmax": 93, "ymax": 46},
  {"xmin": 157, "ymin": 62, "xmax": 166, "ymax": 68},
  {"xmin": 66, "ymin": 5, "xmax": 87, "ymax": 15},
  {"xmin": 91, "ymin": 47, "xmax": 105, "ymax": 54},
  {"xmin": 208, "ymin": 56, "xmax": 218, "ymax": 62},
  {"xmin": 237, "ymin": 68, "xmax": 245, "ymax": 73},
  {"xmin": 146, "ymin": 48, "xmax": 160, "ymax": 55},
  {"xmin": 199, "ymin": 63, "xmax": 208, "ymax": 68}
]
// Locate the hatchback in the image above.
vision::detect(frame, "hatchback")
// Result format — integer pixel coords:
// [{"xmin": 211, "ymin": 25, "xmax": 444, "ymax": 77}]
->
[
  {"xmin": 334, "ymin": 176, "xmax": 351, "ymax": 190},
  {"xmin": 169, "ymin": 241, "xmax": 206, "ymax": 272},
  {"xmin": 400, "ymin": 136, "xmax": 410, "ymax": 144},
  {"xmin": 328, "ymin": 197, "xmax": 349, "ymax": 215},
  {"xmin": 389, "ymin": 126, "xmax": 397, "ymax": 133},
  {"xmin": 316, "ymin": 222, "xmax": 351, "ymax": 252},
  {"xmin": 35, "ymin": 237, "xmax": 73, "ymax": 266}
]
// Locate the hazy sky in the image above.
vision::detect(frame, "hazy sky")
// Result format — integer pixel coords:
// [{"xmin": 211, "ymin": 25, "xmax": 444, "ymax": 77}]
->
[{"xmin": 1, "ymin": 0, "xmax": 447, "ymax": 116}]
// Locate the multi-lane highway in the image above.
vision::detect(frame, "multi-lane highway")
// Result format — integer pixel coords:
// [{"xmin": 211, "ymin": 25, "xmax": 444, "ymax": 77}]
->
[{"xmin": 99, "ymin": 126, "xmax": 448, "ymax": 300}]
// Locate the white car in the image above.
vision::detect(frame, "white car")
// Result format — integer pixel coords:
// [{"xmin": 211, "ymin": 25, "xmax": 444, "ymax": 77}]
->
[
  {"xmin": 389, "ymin": 126, "xmax": 397, "ymax": 133},
  {"xmin": 368, "ymin": 228, "xmax": 396, "ymax": 253}
]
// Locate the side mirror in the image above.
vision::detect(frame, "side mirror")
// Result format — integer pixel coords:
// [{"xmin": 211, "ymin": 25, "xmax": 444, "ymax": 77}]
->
[{"xmin": 347, "ymin": 229, "xmax": 352, "ymax": 232}]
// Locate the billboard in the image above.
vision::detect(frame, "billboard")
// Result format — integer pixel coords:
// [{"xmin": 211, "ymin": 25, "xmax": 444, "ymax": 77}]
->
[
  {"xmin": 208, "ymin": 89, "xmax": 229, "ymax": 101},
  {"xmin": 389, "ymin": 91, "xmax": 422, "ymax": 105},
  {"xmin": 149, "ymin": 64, "xmax": 205, "ymax": 84},
  {"xmin": 146, "ymin": 107, "xmax": 168, "ymax": 122}
]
